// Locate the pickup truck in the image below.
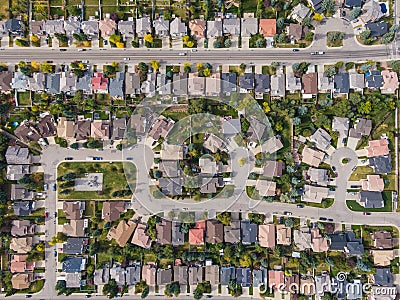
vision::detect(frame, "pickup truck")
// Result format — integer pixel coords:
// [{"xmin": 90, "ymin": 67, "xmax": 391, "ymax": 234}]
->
[
  {"xmin": 310, "ymin": 51, "xmax": 325, "ymax": 55},
  {"xmin": 86, "ymin": 156, "xmax": 95, "ymax": 161}
]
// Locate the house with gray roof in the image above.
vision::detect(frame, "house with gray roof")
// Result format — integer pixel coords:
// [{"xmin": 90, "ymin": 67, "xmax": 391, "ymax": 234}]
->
[
  {"xmin": 6, "ymin": 165, "xmax": 30, "ymax": 181},
  {"xmin": 310, "ymin": 128, "xmax": 332, "ymax": 151},
  {"xmin": 241, "ymin": 220, "xmax": 258, "ymax": 244},
  {"xmin": 255, "ymin": 73, "xmax": 270, "ymax": 96},
  {"xmin": 241, "ymin": 16, "xmax": 258, "ymax": 37},
  {"xmin": 125, "ymin": 72, "xmax": 141, "ymax": 96},
  {"xmin": 5, "ymin": 19, "xmax": 23, "ymax": 35},
  {"xmin": 109, "ymin": 72, "xmax": 125, "ymax": 98},
  {"xmin": 111, "ymin": 118, "xmax": 126, "ymax": 140},
  {"xmin": 286, "ymin": 71, "xmax": 302, "ymax": 93},
  {"xmin": 369, "ymin": 155, "xmax": 392, "ymax": 174},
  {"xmin": 62, "ymin": 257, "xmax": 86, "ymax": 273},
  {"xmin": 330, "ymin": 232, "xmax": 364, "ymax": 256},
  {"xmin": 136, "ymin": 17, "xmax": 152, "ymax": 37},
  {"xmin": 224, "ymin": 220, "xmax": 241, "ymax": 244},
  {"xmin": 290, "ymin": 3, "xmax": 310, "ymax": 23},
  {"xmin": 239, "ymin": 73, "xmax": 254, "ymax": 93},
  {"xmin": 76, "ymin": 73, "xmax": 93, "ymax": 94},
  {"xmin": 173, "ymin": 73, "xmax": 188, "ymax": 95},
  {"xmin": 30, "ymin": 20, "xmax": 45, "ymax": 35},
  {"xmin": 159, "ymin": 177, "xmax": 183, "ymax": 195},
  {"xmin": 221, "ymin": 73, "xmax": 237, "ymax": 95},
  {"xmin": 172, "ymin": 221, "xmax": 184, "ymax": 246},
  {"xmin": 110, "ymin": 265, "xmax": 126, "ymax": 286},
  {"xmin": 223, "ymin": 18, "xmax": 240, "ymax": 36},
  {"xmin": 153, "ymin": 17, "xmax": 169, "ymax": 37},
  {"xmin": 332, "ymin": 116, "xmax": 350, "ymax": 137},
  {"xmin": 44, "ymin": 20, "xmax": 65, "ymax": 36},
  {"xmin": 63, "ymin": 238, "xmax": 88, "ymax": 255},
  {"xmin": 349, "ymin": 72, "xmax": 365, "ymax": 92},
  {"xmin": 118, "ymin": 20, "xmax": 135, "ymax": 40},
  {"xmin": 126, "ymin": 265, "xmax": 141, "ymax": 285},
  {"xmin": 156, "ymin": 268, "xmax": 172, "ymax": 286},
  {"xmin": 81, "ymin": 21, "xmax": 99, "ymax": 38},
  {"xmin": 318, "ymin": 72, "xmax": 334, "ymax": 92},
  {"xmin": 360, "ymin": 0, "xmax": 384, "ymax": 23},
  {"xmin": 0, "ymin": 71, "xmax": 13, "ymax": 92},
  {"xmin": 13, "ymin": 201, "xmax": 35, "ymax": 216},
  {"xmin": 27, "ymin": 73, "xmax": 46, "ymax": 92},
  {"xmin": 359, "ymin": 191, "xmax": 384, "ymax": 208},
  {"xmin": 64, "ymin": 17, "xmax": 81, "ymax": 36},
  {"xmin": 253, "ymin": 268, "xmax": 267, "ymax": 287},
  {"xmin": 236, "ymin": 268, "xmax": 251, "ymax": 287},
  {"xmin": 222, "ymin": 118, "xmax": 241, "ymax": 136},
  {"xmin": 334, "ymin": 73, "xmax": 350, "ymax": 94},
  {"xmin": 220, "ymin": 266, "xmax": 235, "ymax": 285},
  {"xmin": 365, "ymin": 70, "xmax": 384, "ymax": 89},
  {"xmin": 156, "ymin": 73, "xmax": 171, "ymax": 95},
  {"xmin": 188, "ymin": 266, "xmax": 203, "ymax": 285},
  {"xmin": 174, "ymin": 266, "xmax": 188, "ymax": 285},
  {"xmin": 170, "ymin": 17, "xmax": 187, "ymax": 39},
  {"xmin": 11, "ymin": 184, "xmax": 34, "ymax": 201},
  {"xmin": 46, "ymin": 73, "xmax": 61, "ymax": 94},
  {"xmin": 60, "ymin": 72, "xmax": 77, "ymax": 94},
  {"xmin": 6, "ymin": 145, "xmax": 31, "ymax": 165},
  {"xmin": 247, "ymin": 116, "xmax": 266, "ymax": 143},
  {"xmin": 374, "ymin": 268, "xmax": 394, "ymax": 286},
  {"xmin": 366, "ymin": 21, "xmax": 388, "ymax": 37},
  {"xmin": 270, "ymin": 74, "xmax": 285, "ymax": 98},
  {"xmin": 140, "ymin": 73, "xmax": 156, "ymax": 95},
  {"xmin": 12, "ymin": 72, "xmax": 28, "ymax": 91},
  {"xmin": 94, "ymin": 266, "xmax": 110, "ymax": 285},
  {"xmin": 207, "ymin": 19, "xmax": 223, "ymax": 37}
]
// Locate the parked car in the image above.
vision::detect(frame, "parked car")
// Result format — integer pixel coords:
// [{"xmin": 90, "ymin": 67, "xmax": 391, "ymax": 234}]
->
[
  {"xmin": 319, "ymin": 217, "xmax": 327, "ymax": 221},
  {"xmin": 52, "ymin": 184, "xmax": 57, "ymax": 191},
  {"xmin": 59, "ymin": 49, "xmax": 67, "ymax": 52},
  {"xmin": 45, "ymin": 212, "xmax": 49, "ymax": 218},
  {"xmin": 363, "ymin": 212, "xmax": 371, "ymax": 215},
  {"xmin": 53, "ymin": 212, "xmax": 57, "ymax": 217},
  {"xmin": 328, "ymin": 218, "xmax": 334, "ymax": 222},
  {"xmin": 283, "ymin": 211, "xmax": 292, "ymax": 216},
  {"xmin": 94, "ymin": 157, "xmax": 102, "ymax": 160},
  {"xmin": 191, "ymin": 49, "xmax": 198, "ymax": 52},
  {"xmin": 334, "ymin": 172, "xmax": 338, "ymax": 177},
  {"xmin": 297, "ymin": 204, "xmax": 304, "ymax": 208},
  {"xmin": 65, "ymin": 157, "xmax": 73, "ymax": 160},
  {"xmin": 44, "ymin": 184, "xmax": 48, "ymax": 191},
  {"xmin": 53, "ymin": 250, "xmax": 57, "ymax": 257},
  {"xmin": 292, "ymin": 48, "xmax": 299, "ymax": 52},
  {"xmin": 331, "ymin": 166, "xmax": 336, "ymax": 171},
  {"xmin": 352, "ymin": 166, "xmax": 357, "ymax": 171}
]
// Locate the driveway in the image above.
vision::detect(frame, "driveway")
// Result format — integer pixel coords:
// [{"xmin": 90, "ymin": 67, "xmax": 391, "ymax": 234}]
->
[{"xmin": 311, "ymin": 18, "xmax": 357, "ymax": 50}]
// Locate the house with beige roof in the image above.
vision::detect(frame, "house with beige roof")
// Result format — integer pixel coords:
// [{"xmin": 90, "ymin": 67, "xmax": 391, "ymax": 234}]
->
[
  {"xmin": 63, "ymin": 219, "xmax": 85, "ymax": 237},
  {"xmin": 107, "ymin": 220, "xmax": 137, "ymax": 247},
  {"xmin": 57, "ymin": 117, "xmax": 74, "ymax": 140},
  {"xmin": 311, "ymin": 228, "xmax": 329, "ymax": 252},
  {"xmin": 381, "ymin": 69, "xmax": 398, "ymax": 94},
  {"xmin": 188, "ymin": 72, "xmax": 205, "ymax": 96},
  {"xmin": 10, "ymin": 254, "xmax": 34, "ymax": 273},
  {"xmin": 156, "ymin": 219, "xmax": 172, "ymax": 245},
  {"xmin": 11, "ymin": 273, "xmax": 33, "ymax": 290},
  {"xmin": 294, "ymin": 226, "xmax": 312, "ymax": 250},
  {"xmin": 160, "ymin": 143, "xmax": 184, "ymax": 160},
  {"xmin": 361, "ymin": 174, "xmax": 384, "ymax": 192},
  {"xmin": 241, "ymin": 14, "xmax": 258, "ymax": 37},
  {"xmin": 203, "ymin": 134, "xmax": 225, "ymax": 153},
  {"xmin": 302, "ymin": 185, "xmax": 330, "ymax": 204},
  {"xmin": 276, "ymin": 224, "xmax": 291, "ymax": 245},
  {"xmin": 189, "ymin": 19, "xmax": 206, "ymax": 38},
  {"xmin": 258, "ymin": 224, "xmax": 276, "ymax": 248},
  {"xmin": 11, "ymin": 220, "xmax": 35, "ymax": 237},
  {"xmin": 170, "ymin": 17, "xmax": 187, "ymax": 39},
  {"xmin": 301, "ymin": 146, "xmax": 325, "ymax": 167},
  {"xmin": 102, "ymin": 201, "xmax": 125, "ymax": 222},
  {"xmin": 142, "ymin": 263, "xmax": 156, "ymax": 286},
  {"xmin": 131, "ymin": 223, "xmax": 152, "ymax": 249},
  {"xmin": 148, "ymin": 116, "xmax": 174, "ymax": 140},
  {"xmin": 254, "ymin": 179, "xmax": 276, "ymax": 197},
  {"xmin": 365, "ymin": 139, "xmax": 389, "ymax": 157},
  {"xmin": 99, "ymin": 18, "xmax": 116, "ymax": 38},
  {"xmin": 205, "ymin": 265, "xmax": 219, "ymax": 285},
  {"xmin": 91, "ymin": 120, "xmax": 110, "ymax": 139},
  {"xmin": 372, "ymin": 250, "xmax": 395, "ymax": 266},
  {"xmin": 10, "ymin": 237, "xmax": 33, "ymax": 254},
  {"xmin": 205, "ymin": 73, "xmax": 221, "ymax": 96}
]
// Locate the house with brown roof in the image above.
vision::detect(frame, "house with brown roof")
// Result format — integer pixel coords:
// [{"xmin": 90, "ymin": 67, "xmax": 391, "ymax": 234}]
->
[
  {"xmin": 142, "ymin": 263, "xmax": 157, "ymax": 286},
  {"xmin": 258, "ymin": 224, "xmax": 276, "ymax": 248},
  {"xmin": 381, "ymin": 70, "xmax": 398, "ymax": 94},
  {"xmin": 0, "ymin": 71, "xmax": 13, "ymax": 92},
  {"xmin": 63, "ymin": 219, "xmax": 85, "ymax": 237},
  {"xmin": 131, "ymin": 223, "xmax": 152, "ymax": 249},
  {"xmin": 259, "ymin": 19, "xmax": 276, "ymax": 37},
  {"xmin": 189, "ymin": 220, "xmax": 206, "ymax": 245},
  {"xmin": 288, "ymin": 23, "xmax": 303, "ymax": 41},
  {"xmin": 11, "ymin": 273, "xmax": 33, "ymax": 290},
  {"xmin": 372, "ymin": 231, "xmax": 393, "ymax": 249},
  {"xmin": 189, "ymin": 19, "xmax": 206, "ymax": 38},
  {"xmin": 276, "ymin": 224, "xmax": 291, "ymax": 245},
  {"xmin": 11, "ymin": 220, "xmax": 35, "ymax": 237},
  {"xmin": 107, "ymin": 220, "xmax": 137, "ymax": 247},
  {"xmin": 57, "ymin": 117, "xmax": 74, "ymax": 140},
  {"xmin": 205, "ymin": 265, "xmax": 220, "ymax": 285},
  {"xmin": 10, "ymin": 237, "xmax": 33, "ymax": 254},
  {"xmin": 311, "ymin": 228, "xmax": 329, "ymax": 252},
  {"xmin": 301, "ymin": 146, "xmax": 325, "ymax": 167},
  {"xmin": 205, "ymin": 219, "xmax": 224, "ymax": 243},
  {"xmin": 263, "ymin": 161, "xmax": 284, "ymax": 178},
  {"xmin": 156, "ymin": 219, "xmax": 172, "ymax": 245},
  {"xmin": 63, "ymin": 201, "xmax": 85, "ymax": 220},
  {"xmin": 99, "ymin": 18, "xmax": 116, "ymax": 38},
  {"xmin": 10, "ymin": 254, "xmax": 34, "ymax": 273},
  {"xmin": 268, "ymin": 270, "xmax": 284, "ymax": 290},
  {"xmin": 302, "ymin": 72, "xmax": 318, "ymax": 99},
  {"xmin": 74, "ymin": 119, "xmax": 91, "ymax": 141},
  {"xmin": 174, "ymin": 265, "xmax": 188, "ymax": 285},
  {"xmin": 91, "ymin": 120, "xmax": 110, "ymax": 140},
  {"xmin": 102, "ymin": 201, "xmax": 125, "ymax": 222},
  {"xmin": 157, "ymin": 268, "xmax": 172, "ymax": 286},
  {"xmin": 224, "ymin": 220, "xmax": 241, "ymax": 244},
  {"xmin": 148, "ymin": 116, "xmax": 174, "ymax": 140},
  {"xmin": 188, "ymin": 266, "xmax": 204, "ymax": 285}
]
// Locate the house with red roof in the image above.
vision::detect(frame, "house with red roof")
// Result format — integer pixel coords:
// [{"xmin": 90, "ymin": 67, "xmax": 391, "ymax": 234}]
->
[
  {"xmin": 91, "ymin": 72, "xmax": 109, "ymax": 94},
  {"xmin": 189, "ymin": 220, "xmax": 206, "ymax": 245},
  {"xmin": 10, "ymin": 254, "xmax": 35, "ymax": 273},
  {"xmin": 268, "ymin": 270, "xmax": 284, "ymax": 290},
  {"xmin": 259, "ymin": 19, "xmax": 276, "ymax": 37},
  {"xmin": 365, "ymin": 139, "xmax": 389, "ymax": 157}
]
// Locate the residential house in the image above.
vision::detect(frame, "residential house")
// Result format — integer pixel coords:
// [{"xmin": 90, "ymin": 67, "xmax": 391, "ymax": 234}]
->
[
  {"xmin": 366, "ymin": 21, "xmax": 388, "ymax": 37},
  {"xmin": 170, "ymin": 17, "xmax": 187, "ymax": 39},
  {"xmin": 286, "ymin": 71, "xmax": 302, "ymax": 93},
  {"xmin": 156, "ymin": 219, "xmax": 172, "ymax": 245},
  {"xmin": 153, "ymin": 17, "xmax": 169, "ymax": 37},
  {"xmin": 140, "ymin": 73, "xmax": 156, "ymax": 95},
  {"xmin": 361, "ymin": 174, "xmax": 384, "ymax": 192},
  {"xmin": 270, "ymin": 74, "xmax": 285, "ymax": 98},
  {"xmin": 172, "ymin": 221, "xmax": 184, "ymax": 246},
  {"xmin": 372, "ymin": 250, "xmax": 395, "ymax": 266},
  {"xmin": 91, "ymin": 72, "xmax": 108, "ymax": 93},
  {"xmin": 206, "ymin": 219, "xmax": 224, "ymax": 243},
  {"xmin": 359, "ymin": 0, "xmax": 384, "ymax": 23},
  {"xmin": 63, "ymin": 219, "xmax": 85, "ymax": 237},
  {"xmin": 188, "ymin": 266, "xmax": 203, "ymax": 285},
  {"xmin": 200, "ymin": 177, "xmax": 220, "ymax": 193},
  {"xmin": 94, "ymin": 266, "xmax": 110, "ymax": 286},
  {"xmin": 311, "ymin": 228, "xmax": 329, "ymax": 252},
  {"xmin": 369, "ymin": 155, "xmax": 392, "ymax": 174},
  {"xmin": 11, "ymin": 220, "xmax": 35, "ymax": 237},
  {"xmin": 64, "ymin": 17, "xmax": 80, "ymax": 36},
  {"xmin": 156, "ymin": 73, "xmax": 171, "ymax": 95},
  {"xmin": 372, "ymin": 231, "xmax": 393, "ymax": 249},
  {"xmin": 241, "ymin": 15, "xmax": 258, "ymax": 37},
  {"xmin": 110, "ymin": 265, "xmax": 125, "ymax": 286},
  {"xmin": 221, "ymin": 73, "xmax": 237, "ymax": 95},
  {"xmin": 315, "ymin": 272, "xmax": 331, "ymax": 298},
  {"xmin": 239, "ymin": 73, "xmax": 254, "ymax": 93},
  {"xmin": 224, "ymin": 220, "xmax": 241, "ymax": 243},
  {"xmin": 290, "ymin": 3, "xmax": 310, "ymax": 23},
  {"xmin": 118, "ymin": 20, "xmax": 135, "ymax": 40},
  {"xmin": 302, "ymin": 72, "xmax": 318, "ymax": 98},
  {"xmin": 6, "ymin": 145, "xmax": 31, "ymax": 165},
  {"xmin": 365, "ymin": 139, "xmax": 389, "ymax": 157},
  {"xmin": 11, "ymin": 184, "xmax": 34, "ymax": 201},
  {"xmin": 288, "ymin": 23, "xmax": 303, "ymax": 41},
  {"xmin": 258, "ymin": 224, "xmax": 276, "ymax": 248},
  {"xmin": 253, "ymin": 268, "xmax": 268, "ymax": 287},
  {"xmin": 136, "ymin": 17, "xmax": 151, "ymax": 37},
  {"xmin": 203, "ymin": 133, "xmax": 225, "ymax": 153},
  {"xmin": 263, "ymin": 161, "xmax": 284, "ymax": 178},
  {"xmin": 160, "ymin": 143, "xmax": 184, "ymax": 160},
  {"xmin": 76, "ymin": 73, "xmax": 93, "ymax": 94},
  {"xmin": 318, "ymin": 72, "xmax": 334, "ymax": 92},
  {"xmin": 374, "ymin": 268, "xmax": 394, "ymax": 286},
  {"xmin": 241, "ymin": 220, "xmax": 258, "ymax": 244},
  {"xmin": 91, "ymin": 120, "xmax": 110, "ymax": 139},
  {"xmin": 349, "ymin": 72, "xmax": 365, "ymax": 92},
  {"xmin": 6, "ymin": 165, "xmax": 30, "ymax": 180},
  {"xmin": 259, "ymin": 19, "xmax": 276, "ymax": 37},
  {"xmin": 129, "ymin": 114, "xmax": 148, "ymax": 136},
  {"xmin": 189, "ymin": 19, "xmax": 206, "ymax": 39},
  {"xmin": 27, "ymin": 72, "xmax": 46, "ymax": 92},
  {"xmin": 131, "ymin": 223, "xmax": 152, "ymax": 249},
  {"xmin": 188, "ymin": 72, "xmax": 205, "ymax": 96},
  {"xmin": 0, "ymin": 71, "xmax": 13, "ymax": 92},
  {"xmin": 205, "ymin": 73, "xmax": 221, "ymax": 96},
  {"xmin": 174, "ymin": 266, "xmax": 188, "ymax": 285},
  {"xmin": 125, "ymin": 72, "xmax": 141, "ymax": 96},
  {"xmin": 223, "ymin": 17, "xmax": 240, "ymax": 36},
  {"xmin": 207, "ymin": 19, "xmax": 223, "ymax": 38},
  {"xmin": 111, "ymin": 118, "xmax": 127, "ymax": 140},
  {"xmin": 5, "ymin": 19, "xmax": 23, "ymax": 35},
  {"xmin": 107, "ymin": 220, "xmax": 137, "ymax": 247},
  {"xmin": 220, "ymin": 266, "xmax": 235, "ymax": 285},
  {"xmin": 11, "ymin": 273, "xmax": 33, "ymax": 290},
  {"xmin": 302, "ymin": 185, "xmax": 330, "ymax": 203},
  {"xmin": 222, "ymin": 118, "xmax": 241, "ymax": 136},
  {"xmin": 276, "ymin": 224, "xmax": 291, "ymax": 245},
  {"xmin": 332, "ymin": 116, "xmax": 350, "ymax": 138},
  {"xmin": 254, "ymin": 179, "xmax": 276, "ymax": 197},
  {"xmin": 60, "ymin": 72, "xmax": 77, "ymax": 94},
  {"xmin": 172, "ymin": 72, "xmax": 188, "ymax": 95},
  {"xmin": 10, "ymin": 254, "xmax": 34, "ymax": 273},
  {"xmin": 12, "ymin": 72, "xmax": 28, "ymax": 91},
  {"xmin": 300, "ymin": 277, "xmax": 316, "ymax": 296},
  {"xmin": 284, "ymin": 274, "xmax": 300, "ymax": 294},
  {"xmin": 381, "ymin": 69, "xmax": 398, "ymax": 94},
  {"xmin": 247, "ymin": 116, "xmax": 266, "ymax": 143},
  {"xmin": 236, "ymin": 268, "xmax": 251, "ymax": 287},
  {"xmin": 74, "ymin": 119, "xmax": 91, "ymax": 141},
  {"xmin": 126, "ymin": 265, "xmax": 141, "ymax": 285},
  {"xmin": 310, "ymin": 128, "xmax": 332, "ymax": 152},
  {"xmin": 44, "ymin": 20, "xmax": 65, "ymax": 36},
  {"xmin": 109, "ymin": 72, "xmax": 125, "ymax": 98},
  {"xmin": 359, "ymin": 191, "xmax": 384, "ymax": 208},
  {"xmin": 306, "ymin": 168, "xmax": 329, "ymax": 186},
  {"xmin": 330, "ymin": 232, "xmax": 364, "ymax": 255},
  {"xmin": 99, "ymin": 18, "xmax": 116, "ymax": 38},
  {"xmin": 10, "ymin": 237, "xmax": 33, "ymax": 253},
  {"xmin": 189, "ymin": 220, "xmax": 206, "ymax": 245},
  {"xmin": 142, "ymin": 263, "xmax": 156, "ymax": 286},
  {"xmin": 254, "ymin": 73, "xmax": 270, "ymax": 99},
  {"xmin": 37, "ymin": 114, "xmax": 57, "ymax": 138},
  {"xmin": 30, "ymin": 20, "xmax": 45, "ymax": 35},
  {"xmin": 157, "ymin": 268, "xmax": 172, "ymax": 286},
  {"xmin": 294, "ymin": 226, "xmax": 312, "ymax": 250},
  {"xmin": 102, "ymin": 201, "xmax": 125, "ymax": 222},
  {"xmin": 158, "ymin": 177, "xmax": 183, "ymax": 196},
  {"xmin": 13, "ymin": 201, "xmax": 35, "ymax": 216},
  {"xmin": 365, "ymin": 70, "xmax": 384, "ymax": 89},
  {"xmin": 205, "ymin": 265, "xmax": 219, "ymax": 285},
  {"xmin": 333, "ymin": 73, "xmax": 350, "ymax": 95},
  {"xmin": 268, "ymin": 270, "xmax": 284, "ymax": 290},
  {"xmin": 81, "ymin": 21, "xmax": 99, "ymax": 38},
  {"xmin": 344, "ymin": 0, "xmax": 362, "ymax": 8},
  {"xmin": 63, "ymin": 238, "xmax": 88, "ymax": 255}
]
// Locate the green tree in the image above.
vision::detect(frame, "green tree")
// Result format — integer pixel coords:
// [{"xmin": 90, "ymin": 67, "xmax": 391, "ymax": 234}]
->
[
  {"xmin": 324, "ymin": 66, "xmax": 336, "ymax": 77},
  {"xmin": 224, "ymin": 38, "xmax": 232, "ymax": 48},
  {"xmin": 302, "ymin": 16, "xmax": 311, "ymax": 27},
  {"xmin": 285, "ymin": 217, "xmax": 294, "ymax": 228},
  {"xmin": 66, "ymin": 5, "xmax": 80, "ymax": 16},
  {"xmin": 321, "ymin": 0, "xmax": 335, "ymax": 13},
  {"xmin": 349, "ymin": 7, "xmax": 361, "ymax": 20},
  {"xmin": 304, "ymin": 32, "xmax": 314, "ymax": 42},
  {"xmin": 255, "ymin": 38, "xmax": 265, "ymax": 48},
  {"xmin": 277, "ymin": 17, "xmax": 285, "ymax": 28},
  {"xmin": 213, "ymin": 40, "xmax": 222, "ymax": 48},
  {"xmin": 103, "ymin": 279, "xmax": 119, "ymax": 299},
  {"xmin": 359, "ymin": 30, "xmax": 371, "ymax": 41},
  {"xmin": 381, "ymin": 32, "xmax": 395, "ymax": 44}
]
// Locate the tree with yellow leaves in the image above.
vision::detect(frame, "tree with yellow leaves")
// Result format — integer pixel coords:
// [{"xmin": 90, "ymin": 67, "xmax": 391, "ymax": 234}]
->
[
  {"xmin": 116, "ymin": 42, "xmax": 125, "ymax": 48},
  {"xmin": 313, "ymin": 13, "xmax": 323, "ymax": 22},
  {"xmin": 196, "ymin": 62, "xmax": 203, "ymax": 71},
  {"xmin": 144, "ymin": 34, "xmax": 154, "ymax": 43},
  {"xmin": 150, "ymin": 60, "xmax": 160, "ymax": 71},
  {"xmin": 187, "ymin": 41, "xmax": 194, "ymax": 48},
  {"xmin": 182, "ymin": 35, "xmax": 190, "ymax": 43},
  {"xmin": 78, "ymin": 62, "xmax": 85, "ymax": 70},
  {"xmin": 40, "ymin": 62, "xmax": 53, "ymax": 73},
  {"xmin": 30, "ymin": 35, "xmax": 40, "ymax": 44},
  {"xmin": 203, "ymin": 68, "xmax": 211, "ymax": 77},
  {"xmin": 31, "ymin": 61, "xmax": 40, "ymax": 71}
]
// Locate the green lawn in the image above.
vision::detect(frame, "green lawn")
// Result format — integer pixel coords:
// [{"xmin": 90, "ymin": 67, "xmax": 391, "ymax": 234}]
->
[
  {"xmin": 0, "ymin": 0, "xmax": 9, "ymax": 20},
  {"xmin": 346, "ymin": 191, "xmax": 392, "ymax": 212},
  {"xmin": 57, "ymin": 162, "xmax": 136, "ymax": 200},
  {"xmin": 84, "ymin": 6, "xmax": 98, "ymax": 20},
  {"xmin": 17, "ymin": 92, "xmax": 31, "ymax": 106},
  {"xmin": 101, "ymin": 0, "xmax": 117, "ymax": 5},
  {"xmin": 349, "ymin": 166, "xmax": 374, "ymax": 181},
  {"xmin": 304, "ymin": 198, "xmax": 334, "ymax": 208}
]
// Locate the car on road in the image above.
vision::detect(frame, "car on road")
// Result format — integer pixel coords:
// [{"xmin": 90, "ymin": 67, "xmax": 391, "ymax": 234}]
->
[
  {"xmin": 78, "ymin": 49, "xmax": 86, "ymax": 52},
  {"xmin": 54, "ymin": 212, "xmax": 57, "ymax": 217},
  {"xmin": 283, "ymin": 211, "xmax": 292, "ymax": 216},
  {"xmin": 123, "ymin": 57, "xmax": 130, "ymax": 61},
  {"xmin": 44, "ymin": 184, "xmax": 48, "ymax": 191},
  {"xmin": 319, "ymin": 217, "xmax": 327, "ymax": 221},
  {"xmin": 310, "ymin": 51, "xmax": 325, "ymax": 55},
  {"xmin": 59, "ymin": 49, "xmax": 67, "ymax": 52},
  {"xmin": 46, "ymin": 60, "xmax": 53, "ymax": 63},
  {"xmin": 94, "ymin": 157, "xmax": 102, "ymax": 160},
  {"xmin": 297, "ymin": 204, "xmax": 304, "ymax": 208},
  {"xmin": 45, "ymin": 211, "xmax": 49, "ymax": 218},
  {"xmin": 363, "ymin": 212, "xmax": 371, "ymax": 215},
  {"xmin": 65, "ymin": 157, "xmax": 73, "ymax": 160},
  {"xmin": 52, "ymin": 183, "xmax": 57, "ymax": 191},
  {"xmin": 54, "ymin": 250, "xmax": 57, "ymax": 257},
  {"xmin": 292, "ymin": 48, "xmax": 299, "ymax": 52},
  {"xmin": 352, "ymin": 166, "xmax": 357, "ymax": 171},
  {"xmin": 178, "ymin": 52, "xmax": 187, "ymax": 56},
  {"xmin": 85, "ymin": 295, "xmax": 91, "ymax": 298},
  {"xmin": 331, "ymin": 166, "xmax": 336, "ymax": 171},
  {"xmin": 126, "ymin": 157, "xmax": 133, "ymax": 160},
  {"xmin": 25, "ymin": 296, "xmax": 32, "ymax": 298},
  {"xmin": 191, "ymin": 49, "xmax": 198, "ymax": 52}
]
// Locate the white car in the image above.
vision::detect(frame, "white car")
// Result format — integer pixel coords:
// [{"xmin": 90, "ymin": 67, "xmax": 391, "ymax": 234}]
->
[
  {"xmin": 124, "ymin": 57, "xmax": 130, "ymax": 61},
  {"xmin": 178, "ymin": 52, "xmax": 187, "ymax": 56}
]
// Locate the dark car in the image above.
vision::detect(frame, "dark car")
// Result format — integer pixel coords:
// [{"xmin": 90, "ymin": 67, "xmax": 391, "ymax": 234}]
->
[
  {"xmin": 59, "ymin": 49, "xmax": 67, "ymax": 52},
  {"xmin": 319, "ymin": 217, "xmax": 327, "ymax": 221},
  {"xmin": 94, "ymin": 157, "xmax": 103, "ymax": 160},
  {"xmin": 52, "ymin": 183, "xmax": 57, "ymax": 191},
  {"xmin": 332, "ymin": 166, "xmax": 336, "ymax": 171},
  {"xmin": 53, "ymin": 212, "xmax": 57, "ymax": 217},
  {"xmin": 292, "ymin": 48, "xmax": 300, "ymax": 52},
  {"xmin": 328, "ymin": 218, "xmax": 334, "ymax": 222},
  {"xmin": 297, "ymin": 204, "xmax": 304, "ymax": 208},
  {"xmin": 363, "ymin": 212, "xmax": 371, "ymax": 215},
  {"xmin": 54, "ymin": 250, "xmax": 57, "ymax": 257},
  {"xmin": 65, "ymin": 157, "xmax": 73, "ymax": 160},
  {"xmin": 25, "ymin": 296, "xmax": 32, "ymax": 298}
]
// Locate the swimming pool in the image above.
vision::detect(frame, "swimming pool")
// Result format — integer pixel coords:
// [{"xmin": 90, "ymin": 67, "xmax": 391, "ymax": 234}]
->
[{"xmin": 380, "ymin": 3, "xmax": 387, "ymax": 14}]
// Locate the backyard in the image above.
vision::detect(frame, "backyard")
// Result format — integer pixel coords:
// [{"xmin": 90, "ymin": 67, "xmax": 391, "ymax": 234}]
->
[
  {"xmin": 57, "ymin": 162, "xmax": 136, "ymax": 200},
  {"xmin": 346, "ymin": 191, "xmax": 393, "ymax": 212}
]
